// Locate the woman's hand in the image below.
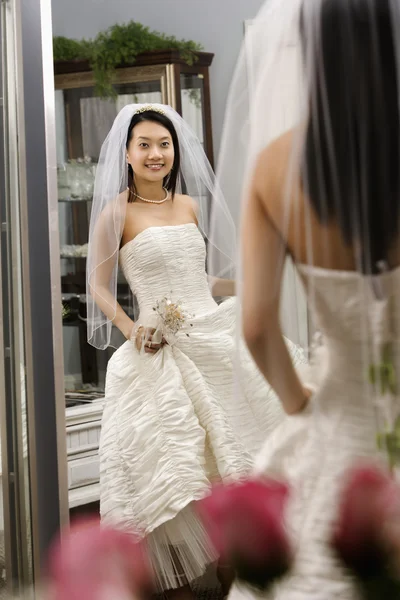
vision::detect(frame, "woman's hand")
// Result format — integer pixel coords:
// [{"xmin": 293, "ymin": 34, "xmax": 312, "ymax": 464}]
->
[
  {"xmin": 295, "ymin": 386, "xmax": 313, "ymax": 414},
  {"xmin": 208, "ymin": 276, "xmax": 236, "ymax": 297},
  {"xmin": 134, "ymin": 326, "xmax": 167, "ymax": 354},
  {"xmin": 285, "ymin": 386, "xmax": 313, "ymax": 415}
]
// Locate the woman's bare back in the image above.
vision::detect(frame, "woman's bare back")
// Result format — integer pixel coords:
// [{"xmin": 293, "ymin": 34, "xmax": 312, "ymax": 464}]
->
[{"xmin": 255, "ymin": 129, "xmax": 400, "ymax": 271}]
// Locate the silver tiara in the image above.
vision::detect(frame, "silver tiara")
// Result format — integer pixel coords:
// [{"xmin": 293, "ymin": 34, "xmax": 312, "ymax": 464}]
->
[{"xmin": 134, "ymin": 105, "xmax": 166, "ymax": 116}]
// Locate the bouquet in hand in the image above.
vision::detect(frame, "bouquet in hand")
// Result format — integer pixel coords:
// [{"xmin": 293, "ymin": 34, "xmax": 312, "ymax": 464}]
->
[{"xmin": 152, "ymin": 294, "xmax": 193, "ymax": 345}]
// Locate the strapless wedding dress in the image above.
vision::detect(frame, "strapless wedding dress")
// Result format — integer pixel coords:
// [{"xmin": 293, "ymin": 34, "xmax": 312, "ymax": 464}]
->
[{"xmin": 99, "ymin": 223, "xmax": 305, "ymax": 590}]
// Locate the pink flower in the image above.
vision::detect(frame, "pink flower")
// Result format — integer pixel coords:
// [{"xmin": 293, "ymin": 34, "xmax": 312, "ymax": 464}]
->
[
  {"xmin": 332, "ymin": 464, "xmax": 400, "ymax": 579},
  {"xmin": 198, "ymin": 479, "xmax": 291, "ymax": 591},
  {"xmin": 47, "ymin": 517, "xmax": 152, "ymax": 600}
]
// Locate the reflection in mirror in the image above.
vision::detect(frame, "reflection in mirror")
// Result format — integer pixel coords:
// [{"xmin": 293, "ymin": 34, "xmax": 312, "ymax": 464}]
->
[
  {"xmin": 50, "ymin": 9, "xmax": 308, "ymax": 600},
  {"xmin": 63, "ymin": 99, "xmax": 307, "ymax": 598},
  {"xmin": 52, "ymin": 46, "xmax": 218, "ymax": 520},
  {"xmin": 54, "ymin": 53, "xmax": 217, "ymax": 405}
]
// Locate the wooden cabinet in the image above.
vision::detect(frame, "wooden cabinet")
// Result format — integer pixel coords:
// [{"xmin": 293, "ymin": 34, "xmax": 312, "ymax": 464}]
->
[{"xmin": 66, "ymin": 401, "xmax": 103, "ymax": 508}]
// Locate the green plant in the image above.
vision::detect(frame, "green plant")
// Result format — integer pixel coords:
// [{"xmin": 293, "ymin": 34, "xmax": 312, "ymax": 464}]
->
[
  {"xmin": 53, "ymin": 21, "xmax": 203, "ymax": 97},
  {"xmin": 53, "ymin": 36, "xmax": 91, "ymax": 62}
]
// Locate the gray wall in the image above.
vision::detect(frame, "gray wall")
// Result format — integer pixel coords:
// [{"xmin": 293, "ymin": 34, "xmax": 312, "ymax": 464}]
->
[{"xmin": 51, "ymin": 0, "xmax": 265, "ymax": 156}]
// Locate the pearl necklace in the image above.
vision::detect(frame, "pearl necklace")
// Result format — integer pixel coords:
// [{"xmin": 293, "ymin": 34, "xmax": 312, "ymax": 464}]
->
[{"xmin": 128, "ymin": 186, "xmax": 169, "ymax": 204}]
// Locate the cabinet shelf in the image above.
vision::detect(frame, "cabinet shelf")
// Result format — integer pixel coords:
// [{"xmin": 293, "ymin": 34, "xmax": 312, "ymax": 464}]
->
[
  {"xmin": 58, "ymin": 195, "xmax": 93, "ymax": 203},
  {"xmin": 60, "ymin": 255, "xmax": 87, "ymax": 259}
]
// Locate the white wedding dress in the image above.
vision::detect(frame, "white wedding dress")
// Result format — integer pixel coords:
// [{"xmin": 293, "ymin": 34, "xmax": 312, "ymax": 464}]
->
[
  {"xmin": 229, "ymin": 263, "xmax": 400, "ymax": 600},
  {"xmin": 99, "ymin": 223, "xmax": 305, "ymax": 591}
]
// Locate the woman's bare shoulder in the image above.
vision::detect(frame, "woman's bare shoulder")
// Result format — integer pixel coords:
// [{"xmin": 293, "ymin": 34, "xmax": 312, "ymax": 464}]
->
[
  {"xmin": 174, "ymin": 193, "xmax": 199, "ymax": 220},
  {"xmin": 174, "ymin": 192, "xmax": 195, "ymax": 205},
  {"xmin": 95, "ymin": 189, "xmax": 129, "ymax": 227},
  {"xmin": 255, "ymin": 130, "xmax": 295, "ymax": 180}
]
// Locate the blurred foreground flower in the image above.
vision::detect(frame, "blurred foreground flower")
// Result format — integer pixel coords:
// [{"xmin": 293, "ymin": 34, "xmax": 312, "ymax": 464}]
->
[
  {"xmin": 198, "ymin": 479, "xmax": 291, "ymax": 591},
  {"xmin": 332, "ymin": 464, "xmax": 400, "ymax": 599},
  {"xmin": 47, "ymin": 517, "xmax": 153, "ymax": 600}
]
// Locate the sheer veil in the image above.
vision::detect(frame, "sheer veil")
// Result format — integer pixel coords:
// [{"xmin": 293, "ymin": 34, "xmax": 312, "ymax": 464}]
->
[
  {"xmin": 86, "ymin": 103, "xmax": 236, "ymax": 350},
  {"xmin": 211, "ymin": 0, "xmax": 309, "ymax": 350}
]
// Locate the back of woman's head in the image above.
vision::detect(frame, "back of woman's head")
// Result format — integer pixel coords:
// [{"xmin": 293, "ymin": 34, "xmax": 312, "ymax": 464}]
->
[{"xmin": 301, "ymin": 0, "xmax": 400, "ymax": 272}]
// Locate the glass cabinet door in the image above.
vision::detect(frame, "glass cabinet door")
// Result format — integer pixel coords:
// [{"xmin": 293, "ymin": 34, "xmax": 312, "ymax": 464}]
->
[
  {"xmin": 180, "ymin": 73, "xmax": 206, "ymax": 150},
  {"xmin": 179, "ymin": 72, "xmax": 212, "ymax": 228}
]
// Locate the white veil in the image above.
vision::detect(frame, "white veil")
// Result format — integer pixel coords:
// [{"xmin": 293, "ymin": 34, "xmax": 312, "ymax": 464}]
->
[
  {"xmin": 87, "ymin": 103, "xmax": 236, "ymax": 350},
  {"xmin": 211, "ymin": 0, "xmax": 309, "ymax": 350},
  {"xmin": 214, "ymin": 0, "xmax": 400, "ymax": 461}
]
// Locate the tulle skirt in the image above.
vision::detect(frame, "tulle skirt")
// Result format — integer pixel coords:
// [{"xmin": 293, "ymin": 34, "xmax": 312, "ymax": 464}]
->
[{"xmin": 146, "ymin": 502, "xmax": 218, "ymax": 592}]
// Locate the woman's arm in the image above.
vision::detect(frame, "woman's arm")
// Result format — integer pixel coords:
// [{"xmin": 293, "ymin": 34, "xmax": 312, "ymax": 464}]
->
[
  {"xmin": 90, "ymin": 248, "xmax": 165, "ymax": 354},
  {"xmin": 88, "ymin": 206, "xmax": 134, "ymax": 340},
  {"xmin": 186, "ymin": 195, "xmax": 235, "ymax": 296},
  {"xmin": 89, "ymin": 252, "xmax": 135, "ymax": 341},
  {"xmin": 241, "ymin": 152, "xmax": 309, "ymax": 414},
  {"xmin": 208, "ymin": 276, "xmax": 235, "ymax": 297}
]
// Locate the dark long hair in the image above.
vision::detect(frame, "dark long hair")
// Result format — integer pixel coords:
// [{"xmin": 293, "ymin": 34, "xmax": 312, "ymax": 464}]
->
[
  {"xmin": 126, "ymin": 110, "xmax": 181, "ymax": 203},
  {"xmin": 301, "ymin": 0, "xmax": 400, "ymax": 272}
]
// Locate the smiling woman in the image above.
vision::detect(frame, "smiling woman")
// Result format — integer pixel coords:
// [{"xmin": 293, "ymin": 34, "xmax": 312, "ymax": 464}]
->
[
  {"xmin": 125, "ymin": 110, "xmax": 180, "ymax": 204},
  {"xmin": 86, "ymin": 103, "xmax": 305, "ymax": 599}
]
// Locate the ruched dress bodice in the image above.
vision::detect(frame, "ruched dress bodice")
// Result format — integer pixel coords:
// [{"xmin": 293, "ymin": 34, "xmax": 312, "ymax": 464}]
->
[{"xmin": 119, "ymin": 223, "xmax": 217, "ymax": 325}]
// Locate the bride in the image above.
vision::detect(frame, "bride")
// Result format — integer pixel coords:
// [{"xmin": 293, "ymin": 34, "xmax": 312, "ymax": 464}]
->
[
  {"xmin": 86, "ymin": 103, "xmax": 305, "ymax": 597},
  {"xmin": 215, "ymin": 0, "xmax": 400, "ymax": 598}
]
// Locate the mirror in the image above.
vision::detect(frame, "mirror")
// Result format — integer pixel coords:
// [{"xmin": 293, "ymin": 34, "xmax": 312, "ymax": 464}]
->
[
  {"xmin": 51, "ymin": 36, "xmax": 217, "ymax": 519},
  {"xmin": 54, "ymin": 57, "xmax": 215, "ymax": 407},
  {"xmin": 48, "ymin": 6, "xmax": 311, "ymax": 600}
]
